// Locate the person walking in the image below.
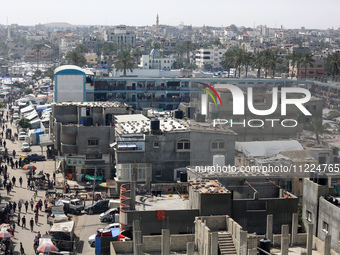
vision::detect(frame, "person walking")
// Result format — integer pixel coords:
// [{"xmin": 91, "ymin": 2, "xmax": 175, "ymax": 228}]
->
[
  {"xmin": 21, "ymin": 216, "xmax": 26, "ymax": 229},
  {"xmin": 30, "ymin": 199, "xmax": 34, "ymax": 211},
  {"xmin": 30, "ymin": 218, "xmax": 34, "ymax": 231},
  {"xmin": 12, "ymin": 150, "xmax": 15, "ymax": 158},
  {"xmin": 11, "ymin": 176, "xmax": 16, "ymax": 187},
  {"xmin": 35, "ymin": 203, "xmax": 40, "ymax": 212},
  {"xmin": 19, "ymin": 176, "xmax": 22, "ymax": 188},
  {"xmin": 18, "ymin": 200, "xmax": 22, "ymax": 213},
  {"xmin": 20, "ymin": 242, "xmax": 25, "ymax": 255},
  {"xmin": 35, "ymin": 212, "xmax": 38, "ymax": 225},
  {"xmin": 24, "ymin": 201, "xmax": 28, "ymax": 213},
  {"xmin": 17, "ymin": 212, "xmax": 20, "ymax": 226}
]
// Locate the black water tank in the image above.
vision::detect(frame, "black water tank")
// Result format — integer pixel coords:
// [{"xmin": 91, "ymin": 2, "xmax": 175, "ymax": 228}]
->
[
  {"xmin": 150, "ymin": 118, "xmax": 160, "ymax": 130},
  {"xmin": 317, "ymin": 173, "xmax": 328, "ymax": 186},
  {"xmin": 259, "ymin": 238, "xmax": 271, "ymax": 254},
  {"xmin": 174, "ymin": 110, "xmax": 183, "ymax": 119},
  {"xmin": 309, "ymin": 172, "xmax": 314, "ymax": 181},
  {"xmin": 180, "ymin": 172, "xmax": 187, "ymax": 182},
  {"xmin": 313, "ymin": 172, "xmax": 318, "ymax": 183}
]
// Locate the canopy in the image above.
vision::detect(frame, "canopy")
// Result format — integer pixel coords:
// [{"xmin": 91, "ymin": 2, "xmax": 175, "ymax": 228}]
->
[
  {"xmin": 235, "ymin": 140, "xmax": 304, "ymax": 157},
  {"xmin": 85, "ymin": 174, "xmax": 103, "ymax": 181},
  {"xmin": 21, "ymin": 105, "xmax": 34, "ymax": 114},
  {"xmin": 50, "ymin": 221, "xmax": 74, "ymax": 233}
]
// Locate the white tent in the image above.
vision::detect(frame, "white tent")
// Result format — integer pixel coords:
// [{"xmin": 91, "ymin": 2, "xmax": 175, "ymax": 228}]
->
[{"xmin": 235, "ymin": 140, "xmax": 304, "ymax": 157}]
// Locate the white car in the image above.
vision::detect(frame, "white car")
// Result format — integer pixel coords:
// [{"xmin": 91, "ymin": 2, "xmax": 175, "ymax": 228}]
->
[
  {"xmin": 13, "ymin": 113, "xmax": 20, "ymax": 119},
  {"xmin": 99, "ymin": 208, "xmax": 119, "ymax": 222},
  {"xmin": 21, "ymin": 142, "xmax": 31, "ymax": 152},
  {"xmin": 18, "ymin": 132, "xmax": 27, "ymax": 140},
  {"xmin": 88, "ymin": 223, "xmax": 120, "ymax": 246}
]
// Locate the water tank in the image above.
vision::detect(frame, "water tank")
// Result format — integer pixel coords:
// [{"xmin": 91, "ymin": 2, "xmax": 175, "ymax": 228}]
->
[
  {"xmin": 174, "ymin": 110, "xmax": 183, "ymax": 119},
  {"xmin": 309, "ymin": 172, "xmax": 314, "ymax": 181},
  {"xmin": 180, "ymin": 172, "xmax": 187, "ymax": 182},
  {"xmin": 150, "ymin": 118, "xmax": 160, "ymax": 130},
  {"xmin": 317, "ymin": 173, "xmax": 328, "ymax": 186},
  {"xmin": 312, "ymin": 172, "xmax": 318, "ymax": 183},
  {"xmin": 259, "ymin": 238, "xmax": 271, "ymax": 254},
  {"xmin": 213, "ymin": 155, "xmax": 225, "ymax": 168}
]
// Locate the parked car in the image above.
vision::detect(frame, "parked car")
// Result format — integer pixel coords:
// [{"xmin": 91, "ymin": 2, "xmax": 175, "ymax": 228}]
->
[
  {"xmin": 88, "ymin": 223, "xmax": 120, "ymax": 246},
  {"xmin": 18, "ymin": 132, "xmax": 27, "ymax": 140},
  {"xmin": 21, "ymin": 142, "xmax": 31, "ymax": 152},
  {"xmin": 13, "ymin": 113, "xmax": 20, "ymax": 119},
  {"xmin": 84, "ymin": 199, "xmax": 110, "ymax": 215},
  {"xmin": 27, "ymin": 153, "xmax": 46, "ymax": 161},
  {"xmin": 99, "ymin": 208, "xmax": 120, "ymax": 222}
]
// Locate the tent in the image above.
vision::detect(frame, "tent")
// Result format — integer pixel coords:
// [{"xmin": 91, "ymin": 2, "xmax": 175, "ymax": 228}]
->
[{"xmin": 85, "ymin": 174, "xmax": 104, "ymax": 181}]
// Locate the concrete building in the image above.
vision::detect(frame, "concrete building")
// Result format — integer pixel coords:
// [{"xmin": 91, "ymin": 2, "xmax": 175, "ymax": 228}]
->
[
  {"xmin": 59, "ymin": 33, "xmax": 79, "ymax": 54},
  {"xmin": 104, "ymin": 25, "xmax": 136, "ymax": 49},
  {"xmin": 24, "ymin": 49, "xmax": 53, "ymax": 63},
  {"xmin": 139, "ymin": 51, "xmax": 176, "ymax": 70},
  {"xmin": 84, "ymin": 53, "xmax": 98, "ymax": 65},
  {"xmin": 113, "ymin": 114, "xmax": 236, "ymax": 184},
  {"xmin": 302, "ymin": 177, "xmax": 340, "ymax": 254},
  {"xmin": 195, "ymin": 47, "xmax": 227, "ymax": 70},
  {"xmin": 49, "ymin": 101, "xmax": 132, "ymax": 181}
]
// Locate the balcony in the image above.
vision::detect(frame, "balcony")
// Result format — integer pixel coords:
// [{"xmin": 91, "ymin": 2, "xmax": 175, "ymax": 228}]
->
[
  {"xmin": 61, "ymin": 143, "xmax": 78, "ymax": 154},
  {"xmin": 61, "ymin": 124, "xmax": 77, "ymax": 135}
]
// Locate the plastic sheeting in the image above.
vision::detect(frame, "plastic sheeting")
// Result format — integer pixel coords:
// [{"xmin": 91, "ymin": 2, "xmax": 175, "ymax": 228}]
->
[{"xmin": 235, "ymin": 140, "xmax": 304, "ymax": 157}]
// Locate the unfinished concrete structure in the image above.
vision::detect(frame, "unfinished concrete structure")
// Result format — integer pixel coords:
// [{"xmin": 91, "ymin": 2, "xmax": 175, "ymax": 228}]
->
[{"xmin": 50, "ymin": 101, "xmax": 132, "ymax": 180}]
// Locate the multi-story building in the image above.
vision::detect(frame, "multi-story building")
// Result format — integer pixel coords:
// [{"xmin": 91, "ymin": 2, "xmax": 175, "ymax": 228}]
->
[
  {"xmin": 139, "ymin": 50, "xmax": 176, "ymax": 70},
  {"xmin": 8, "ymin": 43, "xmax": 25, "ymax": 59},
  {"xmin": 82, "ymin": 36, "xmax": 98, "ymax": 53},
  {"xmin": 84, "ymin": 53, "xmax": 98, "ymax": 65},
  {"xmin": 59, "ymin": 33, "xmax": 79, "ymax": 54},
  {"xmin": 195, "ymin": 47, "xmax": 227, "ymax": 70},
  {"xmin": 113, "ymin": 114, "xmax": 236, "ymax": 184},
  {"xmin": 104, "ymin": 25, "xmax": 136, "ymax": 49},
  {"xmin": 25, "ymin": 49, "xmax": 53, "ymax": 62},
  {"xmin": 50, "ymin": 101, "xmax": 132, "ymax": 181}
]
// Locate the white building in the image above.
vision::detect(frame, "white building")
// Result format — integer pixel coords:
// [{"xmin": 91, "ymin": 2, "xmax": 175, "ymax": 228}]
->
[
  {"xmin": 104, "ymin": 25, "xmax": 136, "ymax": 49},
  {"xmin": 195, "ymin": 47, "xmax": 227, "ymax": 70},
  {"xmin": 139, "ymin": 50, "xmax": 176, "ymax": 70}
]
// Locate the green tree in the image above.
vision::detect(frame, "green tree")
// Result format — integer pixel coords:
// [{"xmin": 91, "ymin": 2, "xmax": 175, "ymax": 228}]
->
[
  {"xmin": 242, "ymin": 51, "xmax": 253, "ymax": 77},
  {"xmin": 221, "ymin": 50, "xmax": 234, "ymax": 77},
  {"xmin": 75, "ymin": 44, "xmax": 89, "ymax": 54},
  {"xmin": 24, "ymin": 88, "xmax": 33, "ymax": 95},
  {"xmin": 306, "ymin": 118, "xmax": 331, "ymax": 144},
  {"xmin": 114, "ymin": 47, "xmax": 135, "ymax": 76},
  {"xmin": 253, "ymin": 51, "xmax": 266, "ymax": 78},
  {"xmin": 66, "ymin": 49, "xmax": 87, "ymax": 67},
  {"xmin": 232, "ymin": 48, "xmax": 244, "ymax": 78},
  {"xmin": 301, "ymin": 52, "xmax": 314, "ymax": 80},
  {"xmin": 18, "ymin": 118, "xmax": 32, "ymax": 129},
  {"xmin": 44, "ymin": 66, "xmax": 57, "ymax": 80},
  {"xmin": 267, "ymin": 49, "xmax": 284, "ymax": 78},
  {"xmin": 325, "ymin": 52, "xmax": 340, "ymax": 76}
]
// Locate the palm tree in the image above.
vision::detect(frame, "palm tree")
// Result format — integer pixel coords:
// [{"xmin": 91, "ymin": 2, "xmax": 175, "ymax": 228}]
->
[
  {"xmin": 287, "ymin": 53, "xmax": 296, "ymax": 78},
  {"xmin": 325, "ymin": 52, "xmax": 340, "ymax": 76},
  {"xmin": 242, "ymin": 51, "xmax": 253, "ymax": 77},
  {"xmin": 267, "ymin": 49, "xmax": 283, "ymax": 78},
  {"xmin": 33, "ymin": 44, "xmax": 43, "ymax": 70},
  {"xmin": 301, "ymin": 52, "xmax": 314, "ymax": 80},
  {"xmin": 66, "ymin": 49, "xmax": 87, "ymax": 67},
  {"xmin": 221, "ymin": 50, "xmax": 235, "ymax": 77},
  {"xmin": 306, "ymin": 118, "xmax": 331, "ymax": 144},
  {"xmin": 114, "ymin": 48, "xmax": 135, "ymax": 76},
  {"xmin": 292, "ymin": 52, "xmax": 304, "ymax": 80},
  {"xmin": 232, "ymin": 48, "xmax": 244, "ymax": 78},
  {"xmin": 253, "ymin": 51, "xmax": 265, "ymax": 78}
]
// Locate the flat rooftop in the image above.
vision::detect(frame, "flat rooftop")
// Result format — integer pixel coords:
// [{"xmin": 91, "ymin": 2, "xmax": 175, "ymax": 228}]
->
[
  {"xmin": 52, "ymin": 101, "xmax": 130, "ymax": 108},
  {"xmin": 135, "ymin": 194, "xmax": 189, "ymax": 211},
  {"xmin": 189, "ymin": 179, "xmax": 230, "ymax": 194}
]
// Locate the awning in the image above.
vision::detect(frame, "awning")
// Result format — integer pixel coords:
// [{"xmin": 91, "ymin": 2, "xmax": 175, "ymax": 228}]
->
[
  {"xmin": 85, "ymin": 174, "xmax": 104, "ymax": 181},
  {"xmin": 118, "ymin": 144, "xmax": 137, "ymax": 149}
]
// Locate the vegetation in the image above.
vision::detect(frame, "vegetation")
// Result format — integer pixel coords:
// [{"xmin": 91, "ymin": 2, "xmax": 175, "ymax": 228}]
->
[
  {"xmin": 306, "ymin": 118, "xmax": 331, "ymax": 144},
  {"xmin": 44, "ymin": 66, "xmax": 57, "ymax": 80},
  {"xmin": 66, "ymin": 48, "xmax": 87, "ymax": 67},
  {"xmin": 114, "ymin": 47, "xmax": 136, "ymax": 76},
  {"xmin": 325, "ymin": 52, "xmax": 340, "ymax": 76},
  {"xmin": 18, "ymin": 118, "xmax": 32, "ymax": 129},
  {"xmin": 24, "ymin": 88, "xmax": 33, "ymax": 95}
]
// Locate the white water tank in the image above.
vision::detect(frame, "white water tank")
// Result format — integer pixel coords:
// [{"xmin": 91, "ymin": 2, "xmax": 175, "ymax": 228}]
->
[{"xmin": 213, "ymin": 155, "xmax": 225, "ymax": 168}]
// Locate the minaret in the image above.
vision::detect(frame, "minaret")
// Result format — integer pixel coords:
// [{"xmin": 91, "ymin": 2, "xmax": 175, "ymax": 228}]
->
[{"xmin": 156, "ymin": 14, "xmax": 159, "ymax": 33}]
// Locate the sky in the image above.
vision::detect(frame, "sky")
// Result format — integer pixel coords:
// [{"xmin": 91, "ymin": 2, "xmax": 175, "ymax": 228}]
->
[{"xmin": 1, "ymin": 0, "xmax": 339, "ymax": 30}]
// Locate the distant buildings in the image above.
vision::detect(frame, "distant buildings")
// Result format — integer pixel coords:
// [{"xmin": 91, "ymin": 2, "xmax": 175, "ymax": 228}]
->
[
  {"xmin": 195, "ymin": 47, "xmax": 227, "ymax": 70},
  {"xmin": 104, "ymin": 25, "xmax": 136, "ymax": 49}
]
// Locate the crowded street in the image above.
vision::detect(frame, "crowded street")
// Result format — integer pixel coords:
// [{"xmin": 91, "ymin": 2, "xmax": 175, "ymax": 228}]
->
[{"xmin": 0, "ymin": 103, "xmax": 57, "ymax": 254}]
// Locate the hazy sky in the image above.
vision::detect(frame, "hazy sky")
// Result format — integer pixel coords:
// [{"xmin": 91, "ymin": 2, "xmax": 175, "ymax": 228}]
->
[{"xmin": 1, "ymin": 0, "xmax": 339, "ymax": 29}]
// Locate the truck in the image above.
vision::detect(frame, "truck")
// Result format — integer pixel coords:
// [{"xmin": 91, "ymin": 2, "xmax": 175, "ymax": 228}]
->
[{"xmin": 55, "ymin": 198, "xmax": 84, "ymax": 214}]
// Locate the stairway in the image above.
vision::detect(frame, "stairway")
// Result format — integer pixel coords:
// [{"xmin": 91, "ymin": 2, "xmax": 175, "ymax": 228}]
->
[{"xmin": 218, "ymin": 232, "xmax": 237, "ymax": 255}]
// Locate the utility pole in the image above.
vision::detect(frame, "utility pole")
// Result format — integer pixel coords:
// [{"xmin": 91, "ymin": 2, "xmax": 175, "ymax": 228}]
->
[{"xmin": 92, "ymin": 165, "xmax": 97, "ymax": 205}]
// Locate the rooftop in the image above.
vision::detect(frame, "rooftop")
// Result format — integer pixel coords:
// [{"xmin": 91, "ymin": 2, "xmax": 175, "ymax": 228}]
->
[
  {"xmin": 189, "ymin": 179, "xmax": 230, "ymax": 194},
  {"xmin": 53, "ymin": 101, "xmax": 130, "ymax": 108},
  {"xmin": 135, "ymin": 194, "xmax": 189, "ymax": 211}
]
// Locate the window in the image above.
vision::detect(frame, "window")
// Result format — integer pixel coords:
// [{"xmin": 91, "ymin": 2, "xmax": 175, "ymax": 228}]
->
[
  {"xmin": 306, "ymin": 210, "xmax": 312, "ymax": 222},
  {"xmin": 155, "ymin": 171, "xmax": 162, "ymax": 177},
  {"xmin": 211, "ymin": 139, "xmax": 225, "ymax": 150},
  {"xmin": 88, "ymin": 139, "xmax": 99, "ymax": 146},
  {"xmin": 86, "ymin": 107, "xmax": 91, "ymax": 116},
  {"xmin": 86, "ymin": 154, "xmax": 102, "ymax": 159},
  {"xmin": 177, "ymin": 139, "xmax": 190, "ymax": 151},
  {"xmin": 323, "ymin": 221, "xmax": 329, "ymax": 232},
  {"xmin": 154, "ymin": 142, "xmax": 160, "ymax": 148}
]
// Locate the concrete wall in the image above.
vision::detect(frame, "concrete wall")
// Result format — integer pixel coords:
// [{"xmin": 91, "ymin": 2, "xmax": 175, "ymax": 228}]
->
[
  {"xmin": 273, "ymin": 233, "xmax": 307, "ymax": 246},
  {"xmin": 126, "ymin": 209, "xmax": 199, "ymax": 235},
  {"xmin": 302, "ymin": 178, "xmax": 329, "ymax": 235},
  {"xmin": 77, "ymin": 126, "xmax": 114, "ymax": 154},
  {"xmin": 313, "ymin": 235, "xmax": 340, "ymax": 255},
  {"xmin": 227, "ymin": 216, "xmax": 247, "ymax": 255},
  {"xmin": 317, "ymin": 197, "xmax": 340, "ymax": 254},
  {"xmin": 232, "ymin": 196, "xmax": 298, "ymax": 234}
]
